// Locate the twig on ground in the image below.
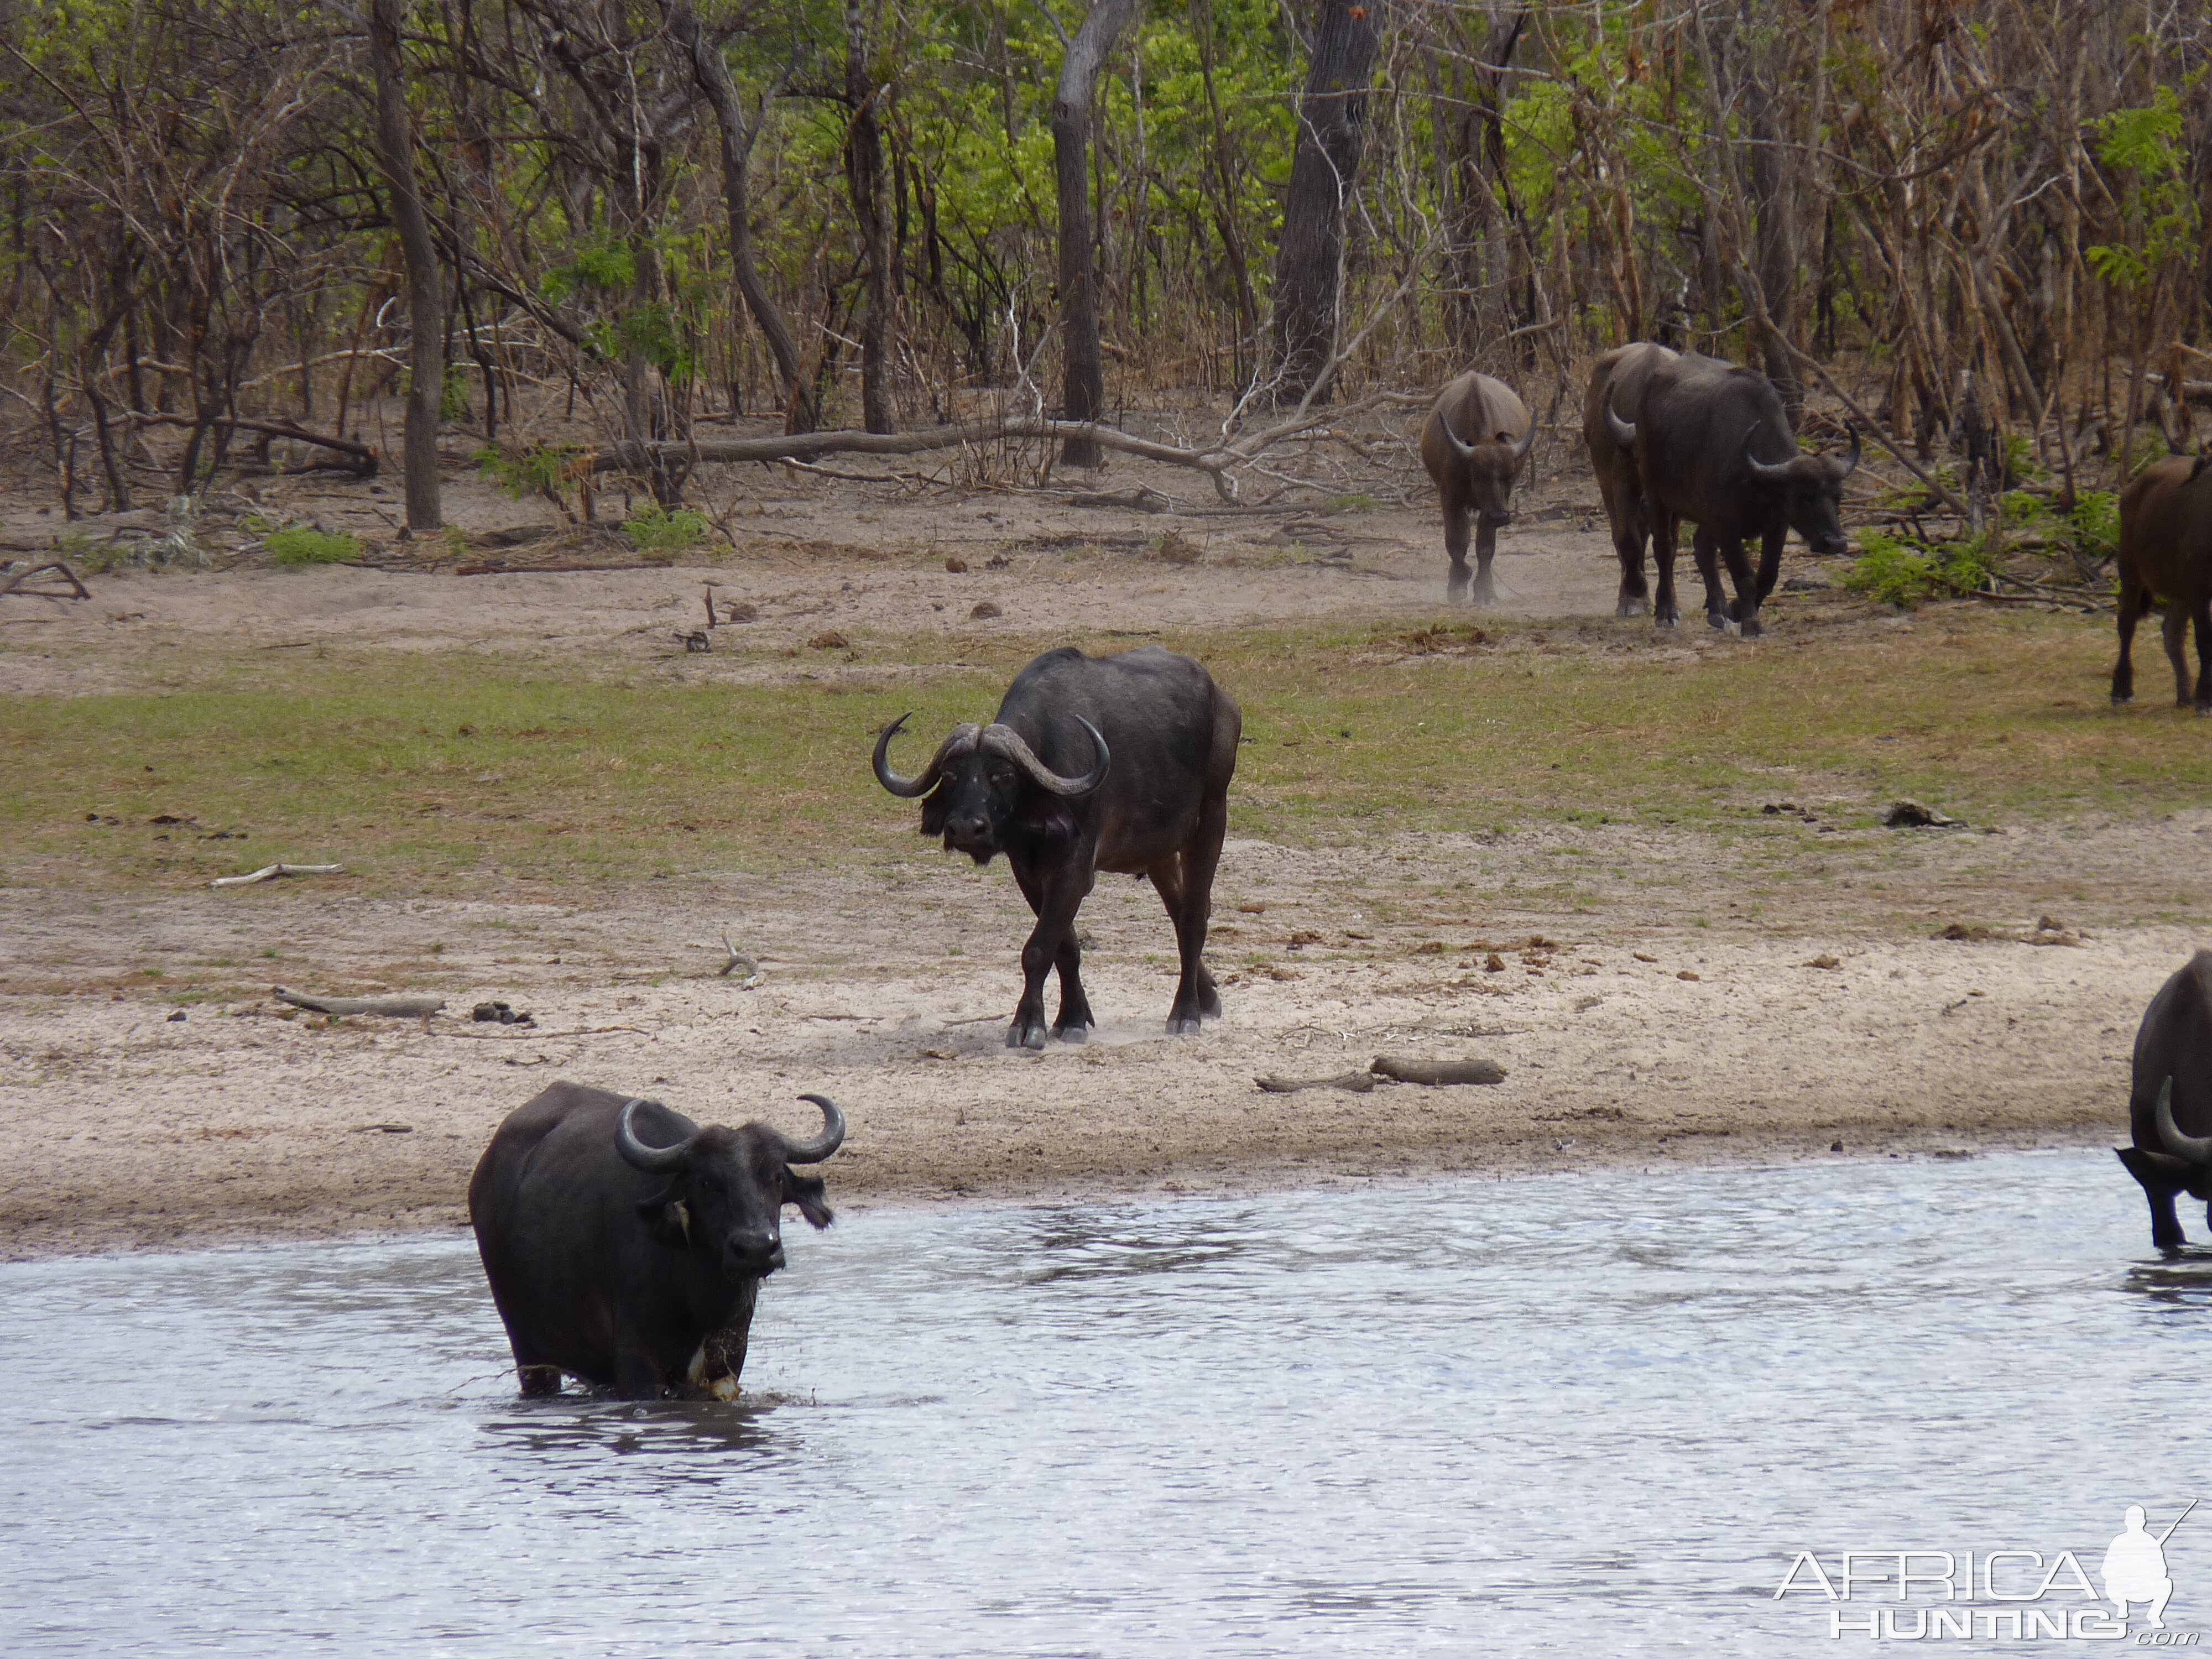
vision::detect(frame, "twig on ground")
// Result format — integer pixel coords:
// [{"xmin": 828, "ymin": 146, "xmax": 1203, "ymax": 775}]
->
[
  {"xmin": 1255, "ymin": 1070, "xmax": 1378, "ymax": 1094},
  {"xmin": 209, "ymin": 862, "xmax": 345, "ymax": 889}
]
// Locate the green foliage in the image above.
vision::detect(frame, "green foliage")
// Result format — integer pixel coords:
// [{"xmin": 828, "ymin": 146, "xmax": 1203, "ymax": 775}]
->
[
  {"xmin": 264, "ymin": 527, "xmax": 359, "ymax": 567},
  {"xmin": 2085, "ymin": 88, "xmax": 2200, "ymax": 291},
  {"xmin": 1996, "ymin": 490, "xmax": 2048, "ymax": 524},
  {"xmin": 620, "ymin": 506, "xmax": 709, "ymax": 552},
  {"xmin": 1844, "ymin": 531, "xmax": 1990, "ymax": 607},
  {"xmin": 476, "ymin": 444, "xmax": 587, "ymax": 513},
  {"xmin": 2069, "ymin": 492, "xmax": 2121, "ymax": 560},
  {"xmin": 440, "ymin": 366, "xmax": 472, "ymax": 422}
]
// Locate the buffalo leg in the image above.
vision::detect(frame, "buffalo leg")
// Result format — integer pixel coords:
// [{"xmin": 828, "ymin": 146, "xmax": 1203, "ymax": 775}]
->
[
  {"xmin": 2161, "ymin": 604, "xmax": 2192, "ymax": 707},
  {"xmin": 1469, "ymin": 516, "xmax": 1500, "ymax": 607},
  {"xmin": 1150, "ymin": 819, "xmax": 1225, "ymax": 1034},
  {"xmin": 1753, "ymin": 524, "xmax": 1786, "ymax": 607},
  {"xmin": 1011, "ymin": 863, "xmax": 1095, "ymax": 1042},
  {"xmin": 2116, "ymin": 1147, "xmax": 2187, "ymax": 1251},
  {"xmin": 516, "ymin": 1363, "xmax": 562, "ymax": 1397},
  {"xmin": 1692, "ymin": 527, "xmax": 1729, "ymax": 629},
  {"xmin": 1443, "ymin": 487, "xmax": 1473, "ymax": 602},
  {"xmin": 1010, "ymin": 864, "xmax": 1091, "ymax": 1051},
  {"xmin": 1609, "ymin": 478, "xmax": 1650, "ymax": 618},
  {"xmin": 1651, "ymin": 511, "xmax": 1681, "ymax": 628},
  {"xmin": 2112, "ymin": 571, "xmax": 2146, "ymax": 705},
  {"xmin": 2197, "ymin": 599, "xmax": 2212, "ymax": 714},
  {"xmin": 1716, "ymin": 533, "xmax": 1765, "ymax": 636}
]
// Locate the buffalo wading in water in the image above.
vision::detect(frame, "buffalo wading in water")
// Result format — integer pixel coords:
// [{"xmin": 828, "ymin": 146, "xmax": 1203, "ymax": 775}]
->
[
  {"xmin": 2110, "ymin": 453, "xmax": 2212, "ymax": 714},
  {"xmin": 1595, "ymin": 346, "xmax": 1858, "ymax": 636},
  {"xmin": 1418, "ymin": 369, "xmax": 1537, "ymax": 604},
  {"xmin": 2115, "ymin": 951, "xmax": 2212, "ymax": 1251},
  {"xmin": 874, "ymin": 644, "xmax": 1241, "ymax": 1048},
  {"xmin": 469, "ymin": 1083, "xmax": 845, "ymax": 1399}
]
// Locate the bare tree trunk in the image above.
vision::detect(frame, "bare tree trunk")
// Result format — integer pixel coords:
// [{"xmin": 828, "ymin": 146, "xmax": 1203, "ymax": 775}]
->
[
  {"xmin": 1443, "ymin": 8, "xmax": 1525, "ymax": 362},
  {"xmin": 368, "ymin": 0, "xmax": 443, "ymax": 530},
  {"xmin": 665, "ymin": 0, "xmax": 816, "ymax": 433},
  {"xmin": 1270, "ymin": 0, "xmax": 1379, "ymax": 404},
  {"xmin": 844, "ymin": 0, "xmax": 895, "ymax": 434},
  {"xmin": 1051, "ymin": 0, "xmax": 1140, "ymax": 466}
]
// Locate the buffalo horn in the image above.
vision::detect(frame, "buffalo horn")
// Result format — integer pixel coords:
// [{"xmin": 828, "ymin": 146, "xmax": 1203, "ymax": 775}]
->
[
  {"xmin": 1837, "ymin": 424, "xmax": 1861, "ymax": 479},
  {"xmin": 2154, "ymin": 1077, "xmax": 2212, "ymax": 1166},
  {"xmin": 1744, "ymin": 422, "xmax": 1797, "ymax": 483},
  {"xmin": 615, "ymin": 1098, "xmax": 695, "ymax": 1172},
  {"xmin": 1438, "ymin": 411, "xmax": 1475, "ymax": 463},
  {"xmin": 1604, "ymin": 404, "xmax": 1636, "ymax": 448},
  {"xmin": 873, "ymin": 715, "xmax": 981, "ymax": 798},
  {"xmin": 1509, "ymin": 422, "xmax": 1538, "ymax": 462},
  {"xmin": 782, "ymin": 1094, "xmax": 848, "ymax": 1164},
  {"xmin": 980, "ymin": 718, "xmax": 1110, "ymax": 797}
]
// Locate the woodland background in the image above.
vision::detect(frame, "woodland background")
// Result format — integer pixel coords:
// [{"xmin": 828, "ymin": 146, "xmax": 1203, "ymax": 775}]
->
[{"xmin": 4, "ymin": 0, "xmax": 2210, "ymax": 526}]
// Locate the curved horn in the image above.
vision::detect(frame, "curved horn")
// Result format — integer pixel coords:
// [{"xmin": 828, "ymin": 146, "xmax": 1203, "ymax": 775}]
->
[
  {"xmin": 615, "ymin": 1097, "xmax": 694, "ymax": 1172},
  {"xmin": 1836, "ymin": 424, "xmax": 1861, "ymax": 480},
  {"xmin": 1604, "ymin": 403, "xmax": 1636, "ymax": 448},
  {"xmin": 873, "ymin": 716, "xmax": 980, "ymax": 798},
  {"xmin": 980, "ymin": 717, "xmax": 1110, "ymax": 797},
  {"xmin": 2154, "ymin": 1077, "xmax": 2212, "ymax": 1166},
  {"xmin": 1438, "ymin": 411, "xmax": 1475, "ymax": 463},
  {"xmin": 1745, "ymin": 422, "xmax": 1797, "ymax": 483},
  {"xmin": 1509, "ymin": 422, "xmax": 1538, "ymax": 462},
  {"xmin": 781, "ymin": 1094, "xmax": 847, "ymax": 1164}
]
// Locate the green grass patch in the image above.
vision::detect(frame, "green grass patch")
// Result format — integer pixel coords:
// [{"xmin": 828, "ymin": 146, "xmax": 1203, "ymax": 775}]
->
[
  {"xmin": 3, "ymin": 608, "xmax": 2200, "ymax": 895},
  {"xmin": 263, "ymin": 527, "xmax": 359, "ymax": 567},
  {"xmin": 620, "ymin": 505, "xmax": 711, "ymax": 552}
]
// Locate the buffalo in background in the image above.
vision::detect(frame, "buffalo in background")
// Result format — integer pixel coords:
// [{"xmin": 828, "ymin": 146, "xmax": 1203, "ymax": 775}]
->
[
  {"xmin": 1418, "ymin": 369, "xmax": 1537, "ymax": 604},
  {"xmin": 874, "ymin": 645, "xmax": 1240, "ymax": 1048},
  {"xmin": 2111, "ymin": 453, "xmax": 2212, "ymax": 714},
  {"xmin": 470, "ymin": 1084, "xmax": 845, "ymax": 1399},
  {"xmin": 1591, "ymin": 344, "xmax": 1858, "ymax": 635},
  {"xmin": 2116, "ymin": 951, "xmax": 2212, "ymax": 1251}
]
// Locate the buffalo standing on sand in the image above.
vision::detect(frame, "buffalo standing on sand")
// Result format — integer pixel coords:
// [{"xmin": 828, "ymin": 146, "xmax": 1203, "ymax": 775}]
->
[
  {"xmin": 1589, "ymin": 343, "xmax": 1858, "ymax": 635},
  {"xmin": 2110, "ymin": 453, "xmax": 2212, "ymax": 715},
  {"xmin": 2116, "ymin": 951, "xmax": 2212, "ymax": 1251},
  {"xmin": 470, "ymin": 1083, "xmax": 844, "ymax": 1398},
  {"xmin": 874, "ymin": 644, "xmax": 1240, "ymax": 1048},
  {"xmin": 1418, "ymin": 369, "xmax": 1537, "ymax": 604}
]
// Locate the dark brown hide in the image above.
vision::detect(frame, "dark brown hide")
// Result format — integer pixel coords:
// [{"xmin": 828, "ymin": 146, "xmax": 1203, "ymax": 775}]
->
[
  {"xmin": 2115, "ymin": 951, "xmax": 2212, "ymax": 1250},
  {"xmin": 1417, "ymin": 369, "xmax": 1534, "ymax": 604},
  {"xmin": 1583, "ymin": 342, "xmax": 1678, "ymax": 618},
  {"xmin": 2111, "ymin": 455, "xmax": 2212, "ymax": 713}
]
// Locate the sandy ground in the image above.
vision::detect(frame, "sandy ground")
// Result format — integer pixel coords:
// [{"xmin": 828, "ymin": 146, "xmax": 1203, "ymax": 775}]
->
[{"xmin": 3, "ymin": 428, "xmax": 2192, "ymax": 1258}]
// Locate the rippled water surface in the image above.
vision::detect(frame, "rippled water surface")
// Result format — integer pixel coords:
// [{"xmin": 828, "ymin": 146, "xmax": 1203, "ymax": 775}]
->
[{"xmin": 5, "ymin": 1148, "xmax": 2210, "ymax": 1655}]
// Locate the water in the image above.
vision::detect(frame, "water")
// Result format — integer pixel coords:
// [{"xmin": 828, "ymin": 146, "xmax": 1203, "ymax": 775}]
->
[{"xmin": 3, "ymin": 1148, "xmax": 2209, "ymax": 1655}]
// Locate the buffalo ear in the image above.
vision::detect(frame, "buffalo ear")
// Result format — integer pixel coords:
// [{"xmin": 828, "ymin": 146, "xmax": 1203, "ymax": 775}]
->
[
  {"xmin": 783, "ymin": 1170, "xmax": 834, "ymax": 1229},
  {"xmin": 919, "ymin": 789, "xmax": 952, "ymax": 836},
  {"xmin": 635, "ymin": 1183, "xmax": 693, "ymax": 1246}
]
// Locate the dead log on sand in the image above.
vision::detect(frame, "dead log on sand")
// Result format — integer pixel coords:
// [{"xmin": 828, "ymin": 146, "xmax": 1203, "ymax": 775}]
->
[
  {"xmin": 209, "ymin": 862, "xmax": 345, "ymax": 889},
  {"xmin": 1255, "ymin": 1069, "xmax": 1377, "ymax": 1094},
  {"xmin": 1370, "ymin": 1055, "xmax": 1507, "ymax": 1086},
  {"xmin": 273, "ymin": 986, "xmax": 446, "ymax": 1016}
]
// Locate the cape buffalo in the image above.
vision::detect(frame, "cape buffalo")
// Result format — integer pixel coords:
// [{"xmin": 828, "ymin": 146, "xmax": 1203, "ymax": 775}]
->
[
  {"xmin": 1584, "ymin": 341, "xmax": 1677, "ymax": 619},
  {"xmin": 2111, "ymin": 453, "xmax": 2212, "ymax": 714},
  {"xmin": 469, "ymin": 1083, "xmax": 844, "ymax": 1398},
  {"xmin": 873, "ymin": 644, "xmax": 1240, "ymax": 1048},
  {"xmin": 1419, "ymin": 369, "xmax": 1537, "ymax": 604},
  {"xmin": 1598, "ymin": 347, "xmax": 1858, "ymax": 635},
  {"xmin": 2116, "ymin": 951, "xmax": 2212, "ymax": 1251}
]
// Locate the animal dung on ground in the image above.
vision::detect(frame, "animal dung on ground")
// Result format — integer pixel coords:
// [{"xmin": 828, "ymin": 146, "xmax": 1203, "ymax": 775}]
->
[
  {"xmin": 1885, "ymin": 799, "xmax": 1959, "ymax": 828},
  {"xmin": 1677, "ymin": 970, "xmax": 1702, "ymax": 982},
  {"xmin": 807, "ymin": 629, "xmax": 849, "ymax": 650},
  {"xmin": 724, "ymin": 601, "xmax": 758, "ymax": 623},
  {"xmin": 1369, "ymin": 1055, "xmax": 1507, "ymax": 1087},
  {"xmin": 1255, "ymin": 1069, "xmax": 1377, "ymax": 1094},
  {"xmin": 1806, "ymin": 954, "xmax": 1841, "ymax": 969},
  {"xmin": 1937, "ymin": 921, "xmax": 1994, "ymax": 942},
  {"xmin": 472, "ymin": 1000, "xmax": 535, "ymax": 1026},
  {"xmin": 166, "ymin": 1009, "xmax": 186, "ymax": 1022},
  {"xmin": 679, "ymin": 630, "xmax": 712, "ymax": 653},
  {"xmin": 969, "ymin": 601, "xmax": 1003, "ymax": 620},
  {"xmin": 943, "ymin": 555, "xmax": 968, "ymax": 573},
  {"xmin": 1632, "ymin": 952, "xmax": 1657, "ymax": 963},
  {"xmin": 273, "ymin": 986, "xmax": 446, "ymax": 1017}
]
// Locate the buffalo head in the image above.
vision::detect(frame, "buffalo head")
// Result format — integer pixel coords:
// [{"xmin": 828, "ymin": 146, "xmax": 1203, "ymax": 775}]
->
[
  {"xmin": 1744, "ymin": 422, "xmax": 1859, "ymax": 555},
  {"xmin": 1439, "ymin": 415, "xmax": 1538, "ymax": 527},
  {"xmin": 873, "ymin": 713, "xmax": 1110, "ymax": 865},
  {"xmin": 614, "ymin": 1094, "xmax": 844, "ymax": 1281}
]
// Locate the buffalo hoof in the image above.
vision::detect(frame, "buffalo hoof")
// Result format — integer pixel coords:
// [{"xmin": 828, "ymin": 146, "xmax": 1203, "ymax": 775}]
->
[
  {"xmin": 1198, "ymin": 985, "xmax": 1223, "ymax": 1018},
  {"xmin": 1055, "ymin": 1022, "xmax": 1092, "ymax": 1044},
  {"xmin": 1166, "ymin": 1015, "xmax": 1203, "ymax": 1036},
  {"xmin": 1740, "ymin": 615, "xmax": 1764, "ymax": 639},
  {"xmin": 1007, "ymin": 1022, "xmax": 1048, "ymax": 1051},
  {"xmin": 2111, "ymin": 692, "xmax": 2132, "ymax": 706},
  {"xmin": 1706, "ymin": 610, "xmax": 1728, "ymax": 631},
  {"xmin": 1654, "ymin": 612, "xmax": 1679, "ymax": 630},
  {"xmin": 1615, "ymin": 597, "xmax": 1648, "ymax": 619}
]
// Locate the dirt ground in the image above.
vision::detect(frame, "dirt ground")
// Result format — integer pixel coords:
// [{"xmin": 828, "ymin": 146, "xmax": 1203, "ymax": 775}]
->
[{"xmin": 3, "ymin": 426, "xmax": 2197, "ymax": 1258}]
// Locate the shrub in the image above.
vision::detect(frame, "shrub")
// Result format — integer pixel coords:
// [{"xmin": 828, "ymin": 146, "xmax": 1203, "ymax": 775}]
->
[
  {"xmin": 620, "ymin": 505, "xmax": 709, "ymax": 552},
  {"xmin": 1844, "ymin": 531, "xmax": 1990, "ymax": 607},
  {"xmin": 264, "ymin": 526, "xmax": 358, "ymax": 567},
  {"xmin": 2069, "ymin": 491, "xmax": 2121, "ymax": 561}
]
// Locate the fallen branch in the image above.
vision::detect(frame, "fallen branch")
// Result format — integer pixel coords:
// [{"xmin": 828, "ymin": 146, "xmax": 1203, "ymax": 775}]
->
[
  {"xmin": 130, "ymin": 410, "xmax": 377, "ymax": 474},
  {"xmin": 1, "ymin": 560, "xmax": 91, "ymax": 600},
  {"xmin": 1370, "ymin": 1055, "xmax": 1507, "ymax": 1087},
  {"xmin": 717, "ymin": 932, "xmax": 762, "ymax": 984},
  {"xmin": 273, "ymin": 986, "xmax": 446, "ymax": 1017},
  {"xmin": 209, "ymin": 862, "xmax": 345, "ymax": 889},
  {"xmin": 436, "ymin": 1023, "xmax": 651, "ymax": 1040},
  {"xmin": 1255, "ymin": 1069, "xmax": 1377, "ymax": 1094}
]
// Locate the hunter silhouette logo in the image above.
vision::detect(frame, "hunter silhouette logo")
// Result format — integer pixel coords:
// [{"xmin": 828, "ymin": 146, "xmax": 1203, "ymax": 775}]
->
[{"xmin": 1775, "ymin": 1500, "xmax": 2198, "ymax": 1642}]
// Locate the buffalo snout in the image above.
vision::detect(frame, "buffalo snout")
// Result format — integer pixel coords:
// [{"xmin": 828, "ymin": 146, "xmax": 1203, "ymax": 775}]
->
[
  {"xmin": 725, "ymin": 1227, "xmax": 785, "ymax": 1275},
  {"xmin": 1479, "ymin": 509, "xmax": 1514, "ymax": 529}
]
